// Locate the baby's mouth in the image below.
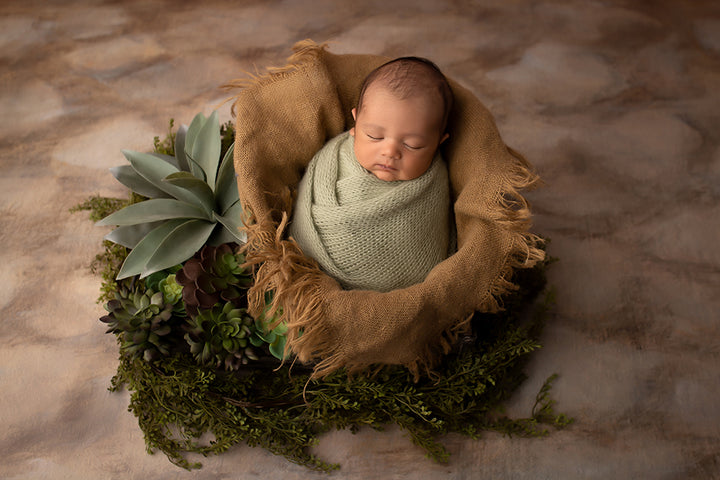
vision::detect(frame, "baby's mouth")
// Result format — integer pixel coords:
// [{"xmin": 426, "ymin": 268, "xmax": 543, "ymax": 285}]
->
[{"xmin": 376, "ymin": 164, "xmax": 396, "ymax": 171}]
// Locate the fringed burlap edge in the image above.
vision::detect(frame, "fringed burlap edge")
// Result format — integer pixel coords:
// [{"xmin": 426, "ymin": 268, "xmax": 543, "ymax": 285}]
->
[
  {"xmin": 223, "ymin": 40, "xmax": 331, "ymax": 116},
  {"xmin": 478, "ymin": 146, "xmax": 545, "ymax": 313}
]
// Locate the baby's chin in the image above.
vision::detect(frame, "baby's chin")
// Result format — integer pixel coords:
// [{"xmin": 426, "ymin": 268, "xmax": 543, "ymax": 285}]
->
[{"xmin": 371, "ymin": 170, "xmax": 402, "ymax": 181}]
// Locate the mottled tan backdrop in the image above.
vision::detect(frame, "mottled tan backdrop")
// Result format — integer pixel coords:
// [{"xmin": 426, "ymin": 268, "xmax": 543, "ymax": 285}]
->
[{"xmin": 1, "ymin": 1, "xmax": 719, "ymax": 479}]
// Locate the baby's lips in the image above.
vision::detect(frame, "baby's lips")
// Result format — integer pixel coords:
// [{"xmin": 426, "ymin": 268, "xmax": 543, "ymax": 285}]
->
[{"xmin": 376, "ymin": 163, "xmax": 396, "ymax": 171}]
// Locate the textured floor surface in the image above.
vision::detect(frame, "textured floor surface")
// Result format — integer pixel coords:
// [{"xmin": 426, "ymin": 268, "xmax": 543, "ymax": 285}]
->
[{"xmin": 1, "ymin": 1, "xmax": 719, "ymax": 479}]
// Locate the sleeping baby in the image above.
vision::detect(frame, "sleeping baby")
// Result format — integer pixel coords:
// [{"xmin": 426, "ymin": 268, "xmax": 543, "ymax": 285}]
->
[{"xmin": 289, "ymin": 56, "xmax": 454, "ymax": 292}]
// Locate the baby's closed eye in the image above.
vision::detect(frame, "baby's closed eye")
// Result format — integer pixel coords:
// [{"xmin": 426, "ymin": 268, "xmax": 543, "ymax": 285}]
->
[{"xmin": 404, "ymin": 143, "xmax": 424, "ymax": 150}]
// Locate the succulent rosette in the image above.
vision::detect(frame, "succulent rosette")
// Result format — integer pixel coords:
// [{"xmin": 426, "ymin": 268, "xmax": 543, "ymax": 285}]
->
[
  {"xmin": 184, "ymin": 301, "xmax": 259, "ymax": 370},
  {"xmin": 100, "ymin": 279, "xmax": 181, "ymax": 362},
  {"xmin": 175, "ymin": 243, "xmax": 252, "ymax": 316}
]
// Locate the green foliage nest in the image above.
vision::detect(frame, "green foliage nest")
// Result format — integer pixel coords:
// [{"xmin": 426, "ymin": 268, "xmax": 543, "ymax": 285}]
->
[{"xmin": 76, "ymin": 117, "xmax": 571, "ymax": 473}]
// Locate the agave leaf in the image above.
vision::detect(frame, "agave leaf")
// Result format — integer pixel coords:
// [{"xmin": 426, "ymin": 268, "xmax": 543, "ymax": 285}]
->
[
  {"xmin": 206, "ymin": 223, "xmax": 240, "ymax": 246},
  {"xmin": 149, "ymin": 152, "xmax": 180, "ymax": 170},
  {"xmin": 215, "ymin": 142, "xmax": 239, "ymax": 213},
  {"xmin": 183, "ymin": 114, "xmax": 207, "ymax": 181},
  {"xmin": 213, "ymin": 204, "xmax": 246, "ymax": 244},
  {"xmin": 189, "ymin": 111, "xmax": 220, "ymax": 191},
  {"xmin": 96, "ymin": 198, "xmax": 210, "ymax": 226},
  {"xmin": 184, "ymin": 113, "xmax": 205, "ymax": 154},
  {"xmin": 174, "ymin": 124, "xmax": 190, "ymax": 172},
  {"xmin": 142, "ymin": 219, "xmax": 216, "ymax": 276},
  {"xmin": 163, "ymin": 172, "xmax": 215, "ymax": 214},
  {"xmin": 104, "ymin": 221, "xmax": 164, "ymax": 248},
  {"xmin": 117, "ymin": 219, "xmax": 186, "ymax": 279},
  {"xmin": 123, "ymin": 150, "xmax": 200, "ymax": 206},
  {"xmin": 110, "ymin": 165, "xmax": 170, "ymax": 199}
]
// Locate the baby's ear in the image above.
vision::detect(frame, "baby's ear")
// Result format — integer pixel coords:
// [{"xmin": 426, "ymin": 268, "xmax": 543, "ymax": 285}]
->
[{"xmin": 350, "ymin": 108, "xmax": 357, "ymax": 136}]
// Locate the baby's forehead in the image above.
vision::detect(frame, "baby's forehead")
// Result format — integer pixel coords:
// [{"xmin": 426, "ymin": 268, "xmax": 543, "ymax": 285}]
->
[
  {"xmin": 364, "ymin": 82, "xmax": 442, "ymax": 107},
  {"xmin": 361, "ymin": 83, "xmax": 446, "ymax": 121}
]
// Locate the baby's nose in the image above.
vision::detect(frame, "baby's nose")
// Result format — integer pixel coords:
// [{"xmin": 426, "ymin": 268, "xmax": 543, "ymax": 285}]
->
[{"xmin": 382, "ymin": 141, "xmax": 401, "ymax": 159}]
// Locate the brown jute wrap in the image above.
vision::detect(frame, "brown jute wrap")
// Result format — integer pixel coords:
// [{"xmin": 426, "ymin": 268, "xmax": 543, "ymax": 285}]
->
[{"xmin": 230, "ymin": 40, "xmax": 544, "ymax": 379}]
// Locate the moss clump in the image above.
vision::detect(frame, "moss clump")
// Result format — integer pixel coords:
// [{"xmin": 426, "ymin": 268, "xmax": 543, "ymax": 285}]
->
[
  {"xmin": 70, "ymin": 195, "xmax": 127, "ymax": 223},
  {"xmin": 152, "ymin": 118, "xmax": 176, "ymax": 155},
  {"xmin": 71, "ymin": 196, "xmax": 129, "ymax": 302}
]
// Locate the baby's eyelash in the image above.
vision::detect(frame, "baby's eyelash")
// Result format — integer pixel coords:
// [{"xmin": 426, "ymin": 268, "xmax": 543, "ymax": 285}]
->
[{"xmin": 367, "ymin": 134, "xmax": 382, "ymax": 140}]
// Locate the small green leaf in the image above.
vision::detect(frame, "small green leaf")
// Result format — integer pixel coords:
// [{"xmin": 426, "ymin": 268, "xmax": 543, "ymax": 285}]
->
[
  {"xmin": 269, "ymin": 336, "xmax": 287, "ymax": 360},
  {"xmin": 150, "ymin": 291, "xmax": 164, "ymax": 306},
  {"xmin": 153, "ymin": 325, "xmax": 172, "ymax": 336},
  {"xmin": 96, "ymin": 198, "xmax": 210, "ymax": 226},
  {"xmin": 272, "ymin": 322, "xmax": 288, "ymax": 336}
]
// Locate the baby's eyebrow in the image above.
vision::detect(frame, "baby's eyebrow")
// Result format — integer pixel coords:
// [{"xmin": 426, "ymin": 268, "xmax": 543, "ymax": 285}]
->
[{"xmin": 362, "ymin": 123, "xmax": 385, "ymax": 131}]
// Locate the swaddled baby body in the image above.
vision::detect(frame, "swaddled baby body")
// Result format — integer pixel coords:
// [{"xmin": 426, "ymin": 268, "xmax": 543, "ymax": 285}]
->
[{"xmin": 290, "ymin": 57, "xmax": 454, "ymax": 292}]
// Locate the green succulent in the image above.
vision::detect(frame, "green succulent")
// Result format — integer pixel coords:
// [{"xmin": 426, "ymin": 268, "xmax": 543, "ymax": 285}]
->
[
  {"xmin": 159, "ymin": 274, "xmax": 183, "ymax": 305},
  {"xmin": 143, "ymin": 268, "xmax": 185, "ymax": 316},
  {"xmin": 96, "ymin": 111, "xmax": 245, "ymax": 280},
  {"xmin": 100, "ymin": 280, "xmax": 179, "ymax": 362},
  {"xmin": 249, "ymin": 303, "xmax": 288, "ymax": 360},
  {"xmin": 184, "ymin": 301, "xmax": 259, "ymax": 370}
]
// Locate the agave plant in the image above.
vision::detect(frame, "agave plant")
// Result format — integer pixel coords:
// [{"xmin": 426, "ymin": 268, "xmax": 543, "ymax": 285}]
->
[{"xmin": 96, "ymin": 111, "xmax": 245, "ymax": 280}]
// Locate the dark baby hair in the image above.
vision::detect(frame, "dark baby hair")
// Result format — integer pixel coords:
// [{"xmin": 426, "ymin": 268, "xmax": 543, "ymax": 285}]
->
[{"xmin": 356, "ymin": 56, "xmax": 454, "ymax": 132}]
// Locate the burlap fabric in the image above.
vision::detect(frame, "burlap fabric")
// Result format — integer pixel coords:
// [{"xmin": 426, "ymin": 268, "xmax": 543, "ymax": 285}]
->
[
  {"xmin": 231, "ymin": 40, "xmax": 544, "ymax": 379},
  {"xmin": 288, "ymin": 131, "xmax": 451, "ymax": 292}
]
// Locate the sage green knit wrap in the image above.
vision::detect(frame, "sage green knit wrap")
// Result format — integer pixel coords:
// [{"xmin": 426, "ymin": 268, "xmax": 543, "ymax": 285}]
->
[{"xmin": 289, "ymin": 131, "xmax": 451, "ymax": 292}]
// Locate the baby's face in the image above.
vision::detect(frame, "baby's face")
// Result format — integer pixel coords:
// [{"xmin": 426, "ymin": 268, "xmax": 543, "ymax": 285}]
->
[{"xmin": 350, "ymin": 85, "xmax": 448, "ymax": 181}]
